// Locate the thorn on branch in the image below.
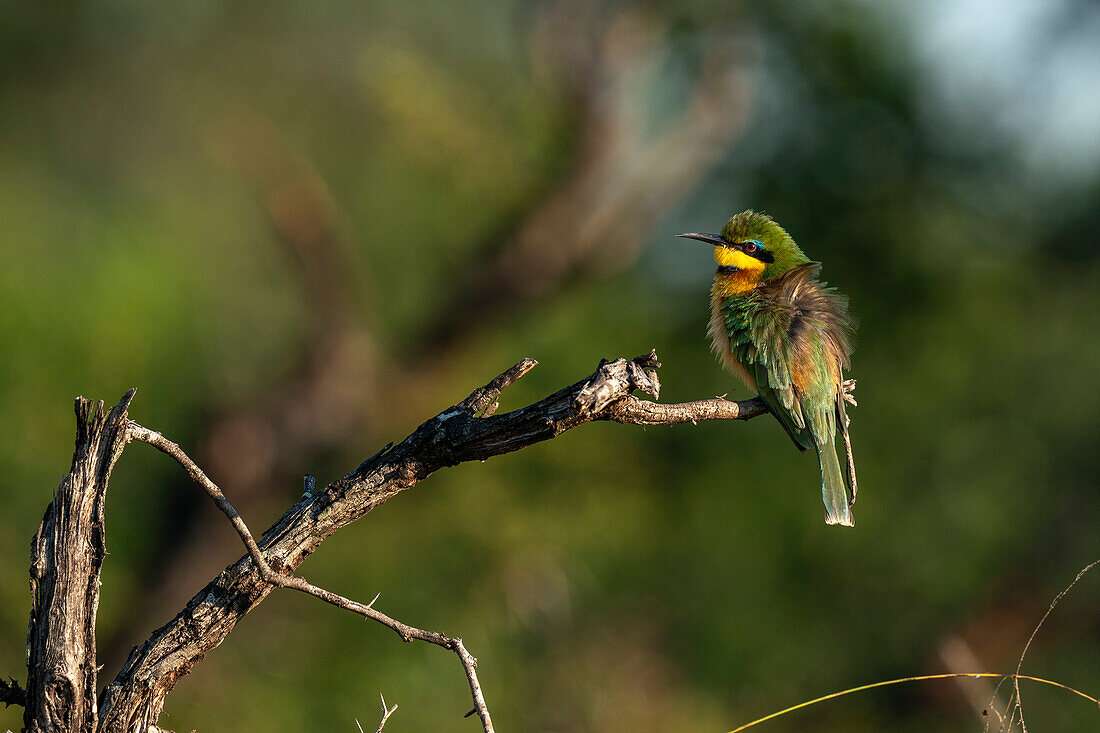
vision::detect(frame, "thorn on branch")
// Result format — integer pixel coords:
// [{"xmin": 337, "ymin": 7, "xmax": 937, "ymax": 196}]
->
[{"xmin": 372, "ymin": 693, "xmax": 398, "ymax": 733}]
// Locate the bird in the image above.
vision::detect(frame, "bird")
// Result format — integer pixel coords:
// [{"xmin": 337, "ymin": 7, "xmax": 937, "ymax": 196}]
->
[{"xmin": 678, "ymin": 210, "xmax": 858, "ymax": 526}]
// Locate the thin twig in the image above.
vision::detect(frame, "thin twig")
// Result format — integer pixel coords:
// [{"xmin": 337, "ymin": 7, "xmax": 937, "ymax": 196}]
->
[
  {"xmin": 373, "ymin": 693, "xmax": 398, "ymax": 733},
  {"xmin": 1010, "ymin": 559, "xmax": 1100, "ymax": 732},
  {"xmin": 128, "ymin": 421, "xmax": 496, "ymax": 732},
  {"xmin": 127, "ymin": 424, "xmax": 270, "ymax": 575}
]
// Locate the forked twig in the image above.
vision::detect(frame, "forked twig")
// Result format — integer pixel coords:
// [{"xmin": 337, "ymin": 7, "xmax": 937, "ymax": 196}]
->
[
  {"xmin": 127, "ymin": 422, "xmax": 495, "ymax": 732},
  {"xmin": 370, "ymin": 693, "xmax": 398, "ymax": 733}
]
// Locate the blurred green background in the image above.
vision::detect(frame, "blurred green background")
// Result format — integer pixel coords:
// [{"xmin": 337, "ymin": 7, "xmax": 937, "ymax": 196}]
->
[{"xmin": 2, "ymin": 0, "xmax": 1099, "ymax": 731}]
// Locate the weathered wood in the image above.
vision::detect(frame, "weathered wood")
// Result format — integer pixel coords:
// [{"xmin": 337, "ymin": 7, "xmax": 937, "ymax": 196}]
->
[
  {"xmin": 8, "ymin": 354, "xmax": 767, "ymax": 731},
  {"xmin": 95, "ymin": 355, "xmax": 766, "ymax": 730},
  {"xmin": 25, "ymin": 391, "xmax": 135, "ymax": 733}
]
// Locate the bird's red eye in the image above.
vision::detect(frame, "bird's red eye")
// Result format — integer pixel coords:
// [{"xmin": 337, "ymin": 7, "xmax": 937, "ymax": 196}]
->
[{"xmin": 743, "ymin": 241, "xmax": 758, "ymax": 253}]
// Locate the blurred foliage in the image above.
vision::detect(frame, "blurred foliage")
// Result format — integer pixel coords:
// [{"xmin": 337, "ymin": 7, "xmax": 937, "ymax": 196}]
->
[{"xmin": 1, "ymin": 0, "xmax": 1099, "ymax": 731}]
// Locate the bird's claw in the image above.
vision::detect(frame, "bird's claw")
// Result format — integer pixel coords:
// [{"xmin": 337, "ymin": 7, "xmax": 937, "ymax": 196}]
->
[{"xmin": 842, "ymin": 379, "xmax": 857, "ymax": 407}]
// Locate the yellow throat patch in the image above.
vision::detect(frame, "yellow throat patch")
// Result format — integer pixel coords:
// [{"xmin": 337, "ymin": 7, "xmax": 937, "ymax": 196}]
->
[{"xmin": 712, "ymin": 247, "xmax": 765, "ymax": 296}]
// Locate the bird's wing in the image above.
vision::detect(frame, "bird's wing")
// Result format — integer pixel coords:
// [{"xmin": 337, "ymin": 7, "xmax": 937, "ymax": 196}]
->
[
  {"xmin": 725, "ymin": 263, "xmax": 854, "ymax": 451},
  {"xmin": 723, "ymin": 281, "xmax": 812, "ymax": 451}
]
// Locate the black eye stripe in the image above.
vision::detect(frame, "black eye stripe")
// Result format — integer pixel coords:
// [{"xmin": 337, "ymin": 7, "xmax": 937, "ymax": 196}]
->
[{"xmin": 734, "ymin": 241, "xmax": 775, "ymax": 263}]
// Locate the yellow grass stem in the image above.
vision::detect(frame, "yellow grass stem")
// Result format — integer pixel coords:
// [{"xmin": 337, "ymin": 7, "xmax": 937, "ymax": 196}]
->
[{"xmin": 727, "ymin": 673, "xmax": 1100, "ymax": 732}]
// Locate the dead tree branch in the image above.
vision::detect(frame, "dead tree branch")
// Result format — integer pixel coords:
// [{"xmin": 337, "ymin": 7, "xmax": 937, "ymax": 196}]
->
[
  {"xmin": 94, "ymin": 351, "xmax": 763, "ymax": 730},
  {"xmin": 25, "ymin": 390, "xmax": 135, "ymax": 733},
  {"xmin": 22, "ymin": 353, "xmax": 763, "ymax": 732}
]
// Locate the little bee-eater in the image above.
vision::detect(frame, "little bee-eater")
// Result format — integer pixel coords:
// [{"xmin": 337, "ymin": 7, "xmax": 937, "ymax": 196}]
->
[{"xmin": 679, "ymin": 211, "xmax": 858, "ymax": 526}]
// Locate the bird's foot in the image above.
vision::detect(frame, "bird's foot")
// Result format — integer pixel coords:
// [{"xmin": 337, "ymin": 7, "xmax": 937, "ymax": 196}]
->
[{"xmin": 842, "ymin": 379, "xmax": 857, "ymax": 407}]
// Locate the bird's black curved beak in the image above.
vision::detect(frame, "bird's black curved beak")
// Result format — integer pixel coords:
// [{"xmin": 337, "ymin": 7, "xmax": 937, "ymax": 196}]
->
[{"xmin": 676, "ymin": 232, "xmax": 728, "ymax": 247}]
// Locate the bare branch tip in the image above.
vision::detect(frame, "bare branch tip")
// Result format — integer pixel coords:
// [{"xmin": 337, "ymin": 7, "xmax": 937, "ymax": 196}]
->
[
  {"xmin": 500, "ymin": 357, "xmax": 538, "ymax": 386},
  {"xmin": 108, "ymin": 388, "xmax": 138, "ymax": 419},
  {"xmin": 632, "ymin": 349, "xmax": 661, "ymax": 369}
]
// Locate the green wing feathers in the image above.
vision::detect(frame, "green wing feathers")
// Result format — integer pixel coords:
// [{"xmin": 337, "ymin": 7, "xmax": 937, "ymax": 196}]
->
[
  {"xmin": 749, "ymin": 362, "xmax": 813, "ymax": 452},
  {"xmin": 723, "ymin": 263, "xmax": 858, "ymax": 524}
]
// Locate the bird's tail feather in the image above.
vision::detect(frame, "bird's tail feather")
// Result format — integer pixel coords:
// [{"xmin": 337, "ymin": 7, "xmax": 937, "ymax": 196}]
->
[{"xmin": 817, "ymin": 436, "xmax": 854, "ymax": 527}]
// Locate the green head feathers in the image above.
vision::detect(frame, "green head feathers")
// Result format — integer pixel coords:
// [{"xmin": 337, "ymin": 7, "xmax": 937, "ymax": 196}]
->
[
  {"xmin": 678, "ymin": 210, "xmax": 812, "ymax": 281},
  {"xmin": 719, "ymin": 210, "xmax": 811, "ymax": 280}
]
